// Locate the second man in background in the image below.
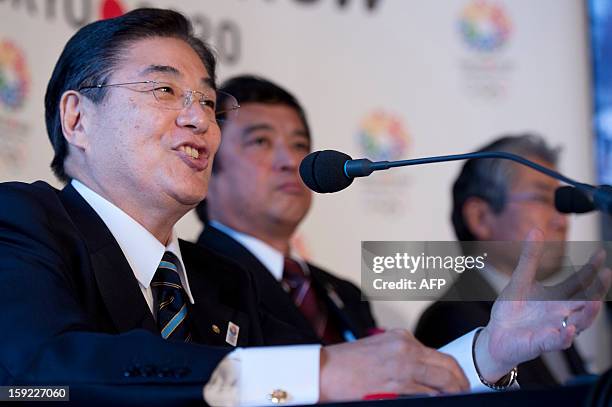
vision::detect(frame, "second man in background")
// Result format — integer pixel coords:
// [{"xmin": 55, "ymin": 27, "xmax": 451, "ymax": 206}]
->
[{"xmin": 196, "ymin": 75, "xmax": 378, "ymax": 345}]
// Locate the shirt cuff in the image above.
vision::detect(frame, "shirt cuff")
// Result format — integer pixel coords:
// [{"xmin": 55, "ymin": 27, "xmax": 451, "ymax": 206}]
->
[
  {"xmin": 204, "ymin": 344, "xmax": 321, "ymax": 406},
  {"xmin": 438, "ymin": 328, "xmax": 519, "ymax": 393},
  {"xmin": 438, "ymin": 328, "xmax": 491, "ymax": 393}
]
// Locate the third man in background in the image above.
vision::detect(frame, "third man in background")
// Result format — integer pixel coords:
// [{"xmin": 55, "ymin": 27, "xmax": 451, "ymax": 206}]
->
[{"xmin": 416, "ymin": 134, "xmax": 590, "ymax": 388}]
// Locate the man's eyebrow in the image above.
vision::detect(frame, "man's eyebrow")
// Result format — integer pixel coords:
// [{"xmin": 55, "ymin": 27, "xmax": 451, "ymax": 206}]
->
[
  {"xmin": 290, "ymin": 130, "xmax": 309, "ymax": 139},
  {"xmin": 202, "ymin": 77, "xmax": 215, "ymax": 90},
  {"xmin": 137, "ymin": 65, "xmax": 214, "ymax": 89},
  {"xmin": 532, "ymin": 180, "xmax": 555, "ymax": 191},
  {"xmin": 139, "ymin": 65, "xmax": 181, "ymax": 77},
  {"xmin": 240, "ymin": 125, "xmax": 310, "ymax": 146},
  {"xmin": 241, "ymin": 124, "xmax": 273, "ymax": 139}
]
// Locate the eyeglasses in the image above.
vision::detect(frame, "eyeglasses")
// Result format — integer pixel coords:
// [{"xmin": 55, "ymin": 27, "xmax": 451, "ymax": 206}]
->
[
  {"xmin": 78, "ymin": 80, "xmax": 240, "ymax": 123},
  {"xmin": 506, "ymin": 192, "xmax": 556, "ymax": 208}
]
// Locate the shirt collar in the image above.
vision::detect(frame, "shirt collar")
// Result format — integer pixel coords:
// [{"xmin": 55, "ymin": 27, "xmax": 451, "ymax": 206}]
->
[
  {"xmin": 210, "ymin": 220, "xmax": 303, "ymax": 281},
  {"xmin": 72, "ymin": 179, "xmax": 194, "ymax": 303}
]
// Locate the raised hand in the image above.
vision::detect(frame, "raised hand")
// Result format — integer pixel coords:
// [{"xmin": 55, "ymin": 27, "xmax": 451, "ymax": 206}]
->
[{"xmin": 475, "ymin": 229, "xmax": 612, "ymax": 382}]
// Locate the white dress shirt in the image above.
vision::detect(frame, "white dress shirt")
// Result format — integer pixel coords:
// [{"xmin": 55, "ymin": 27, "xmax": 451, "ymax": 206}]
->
[
  {"xmin": 72, "ymin": 180, "xmax": 195, "ymax": 315},
  {"xmin": 209, "ymin": 220, "xmax": 312, "ymax": 282},
  {"xmin": 210, "ymin": 220, "xmax": 286, "ymax": 281}
]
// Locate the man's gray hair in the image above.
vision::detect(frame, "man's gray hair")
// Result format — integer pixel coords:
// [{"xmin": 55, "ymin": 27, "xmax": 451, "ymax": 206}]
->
[{"xmin": 451, "ymin": 134, "xmax": 560, "ymax": 241}]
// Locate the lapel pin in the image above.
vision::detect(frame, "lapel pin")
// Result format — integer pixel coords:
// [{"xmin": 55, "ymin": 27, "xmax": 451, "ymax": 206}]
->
[
  {"xmin": 212, "ymin": 324, "xmax": 221, "ymax": 334},
  {"xmin": 225, "ymin": 321, "xmax": 240, "ymax": 347}
]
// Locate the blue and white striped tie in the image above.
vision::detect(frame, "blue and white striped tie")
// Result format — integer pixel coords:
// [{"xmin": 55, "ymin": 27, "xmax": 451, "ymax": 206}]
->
[{"xmin": 151, "ymin": 251, "xmax": 191, "ymax": 342}]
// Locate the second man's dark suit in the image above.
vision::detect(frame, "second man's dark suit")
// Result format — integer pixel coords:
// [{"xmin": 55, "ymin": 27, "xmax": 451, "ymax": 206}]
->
[
  {"xmin": 415, "ymin": 270, "xmax": 586, "ymax": 389},
  {"xmin": 197, "ymin": 223, "xmax": 377, "ymax": 345}
]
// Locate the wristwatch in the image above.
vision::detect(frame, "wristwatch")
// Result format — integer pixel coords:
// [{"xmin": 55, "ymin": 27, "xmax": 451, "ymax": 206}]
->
[{"xmin": 472, "ymin": 328, "xmax": 518, "ymax": 390}]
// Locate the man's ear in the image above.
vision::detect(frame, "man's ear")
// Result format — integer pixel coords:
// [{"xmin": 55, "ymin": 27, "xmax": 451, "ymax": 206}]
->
[
  {"xmin": 462, "ymin": 196, "xmax": 496, "ymax": 240},
  {"xmin": 59, "ymin": 90, "xmax": 90, "ymax": 150}
]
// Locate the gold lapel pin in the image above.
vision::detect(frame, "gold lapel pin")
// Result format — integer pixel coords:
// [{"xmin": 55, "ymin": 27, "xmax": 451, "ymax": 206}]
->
[{"xmin": 212, "ymin": 324, "xmax": 221, "ymax": 334}]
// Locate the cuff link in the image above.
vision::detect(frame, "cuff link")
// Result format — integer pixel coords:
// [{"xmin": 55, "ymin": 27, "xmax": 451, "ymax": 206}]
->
[{"xmin": 269, "ymin": 389, "xmax": 289, "ymax": 404}]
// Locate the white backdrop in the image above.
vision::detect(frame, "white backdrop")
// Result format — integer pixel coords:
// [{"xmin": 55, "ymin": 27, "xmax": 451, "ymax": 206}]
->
[{"xmin": 1, "ymin": 0, "xmax": 608, "ymax": 369}]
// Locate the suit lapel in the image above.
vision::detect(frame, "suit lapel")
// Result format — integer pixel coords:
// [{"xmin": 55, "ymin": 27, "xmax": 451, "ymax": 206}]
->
[
  {"xmin": 59, "ymin": 184, "xmax": 157, "ymax": 334},
  {"xmin": 198, "ymin": 225, "xmax": 318, "ymax": 341},
  {"xmin": 180, "ymin": 240, "xmax": 251, "ymax": 347},
  {"xmin": 309, "ymin": 266, "xmax": 360, "ymax": 339}
]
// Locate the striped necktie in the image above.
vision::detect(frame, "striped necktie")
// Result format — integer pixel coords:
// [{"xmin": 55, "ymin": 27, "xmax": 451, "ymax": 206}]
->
[
  {"xmin": 151, "ymin": 251, "xmax": 192, "ymax": 342},
  {"xmin": 282, "ymin": 257, "xmax": 343, "ymax": 344}
]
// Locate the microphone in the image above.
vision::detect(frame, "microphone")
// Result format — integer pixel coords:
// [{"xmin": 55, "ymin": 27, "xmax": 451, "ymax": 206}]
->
[
  {"xmin": 555, "ymin": 186, "xmax": 594, "ymax": 214},
  {"xmin": 299, "ymin": 150, "xmax": 355, "ymax": 193},
  {"xmin": 299, "ymin": 149, "xmax": 612, "ymax": 215},
  {"xmin": 555, "ymin": 185, "xmax": 612, "ymax": 215}
]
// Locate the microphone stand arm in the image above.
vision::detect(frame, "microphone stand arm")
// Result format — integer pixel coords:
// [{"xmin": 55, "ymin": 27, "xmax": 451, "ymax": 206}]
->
[
  {"xmin": 346, "ymin": 151, "xmax": 612, "ymax": 214},
  {"xmin": 347, "ymin": 151, "xmax": 595, "ymax": 193}
]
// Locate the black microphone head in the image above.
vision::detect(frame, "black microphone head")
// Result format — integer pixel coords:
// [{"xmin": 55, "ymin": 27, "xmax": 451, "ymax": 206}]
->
[
  {"xmin": 299, "ymin": 150, "xmax": 354, "ymax": 193},
  {"xmin": 555, "ymin": 186, "xmax": 594, "ymax": 214}
]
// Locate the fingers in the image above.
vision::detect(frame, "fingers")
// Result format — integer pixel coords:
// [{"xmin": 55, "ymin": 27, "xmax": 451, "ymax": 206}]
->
[
  {"xmin": 413, "ymin": 363, "xmax": 465, "ymax": 394},
  {"xmin": 385, "ymin": 330, "xmax": 468, "ymax": 394},
  {"xmin": 597, "ymin": 267, "xmax": 612, "ymax": 298},
  {"xmin": 580, "ymin": 266, "xmax": 612, "ymax": 301},
  {"xmin": 319, "ymin": 330, "xmax": 470, "ymax": 402},
  {"xmin": 559, "ymin": 323, "xmax": 576, "ymax": 349},
  {"xmin": 567, "ymin": 301, "xmax": 602, "ymax": 333},
  {"xmin": 526, "ymin": 316, "xmax": 576, "ymax": 355},
  {"xmin": 413, "ymin": 348, "xmax": 470, "ymax": 394},
  {"xmin": 556, "ymin": 249, "xmax": 607, "ymax": 299},
  {"xmin": 534, "ymin": 301, "xmax": 598, "ymax": 353},
  {"xmin": 397, "ymin": 383, "xmax": 443, "ymax": 397},
  {"xmin": 507, "ymin": 229, "xmax": 544, "ymax": 299}
]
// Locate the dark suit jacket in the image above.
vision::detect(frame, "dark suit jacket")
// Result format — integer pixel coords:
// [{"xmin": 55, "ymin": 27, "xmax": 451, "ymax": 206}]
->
[
  {"xmin": 197, "ymin": 223, "xmax": 377, "ymax": 345},
  {"xmin": 0, "ymin": 181, "xmax": 266, "ymax": 389},
  {"xmin": 414, "ymin": 270, "xmax": 585, "ymax": 389}
]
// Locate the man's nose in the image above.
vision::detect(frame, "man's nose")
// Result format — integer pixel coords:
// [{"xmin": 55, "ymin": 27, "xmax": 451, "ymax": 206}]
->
[
  {"xmin": 176, "ymin": 94, "xmax": 211, "ymax": 133},
  {"xmin": 552, "ymin": 211, "xmax": 569, "ymax": 231},
  {"xmin": 274, "ymin": 142, "xmax": 300, "ymax": 172}
]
